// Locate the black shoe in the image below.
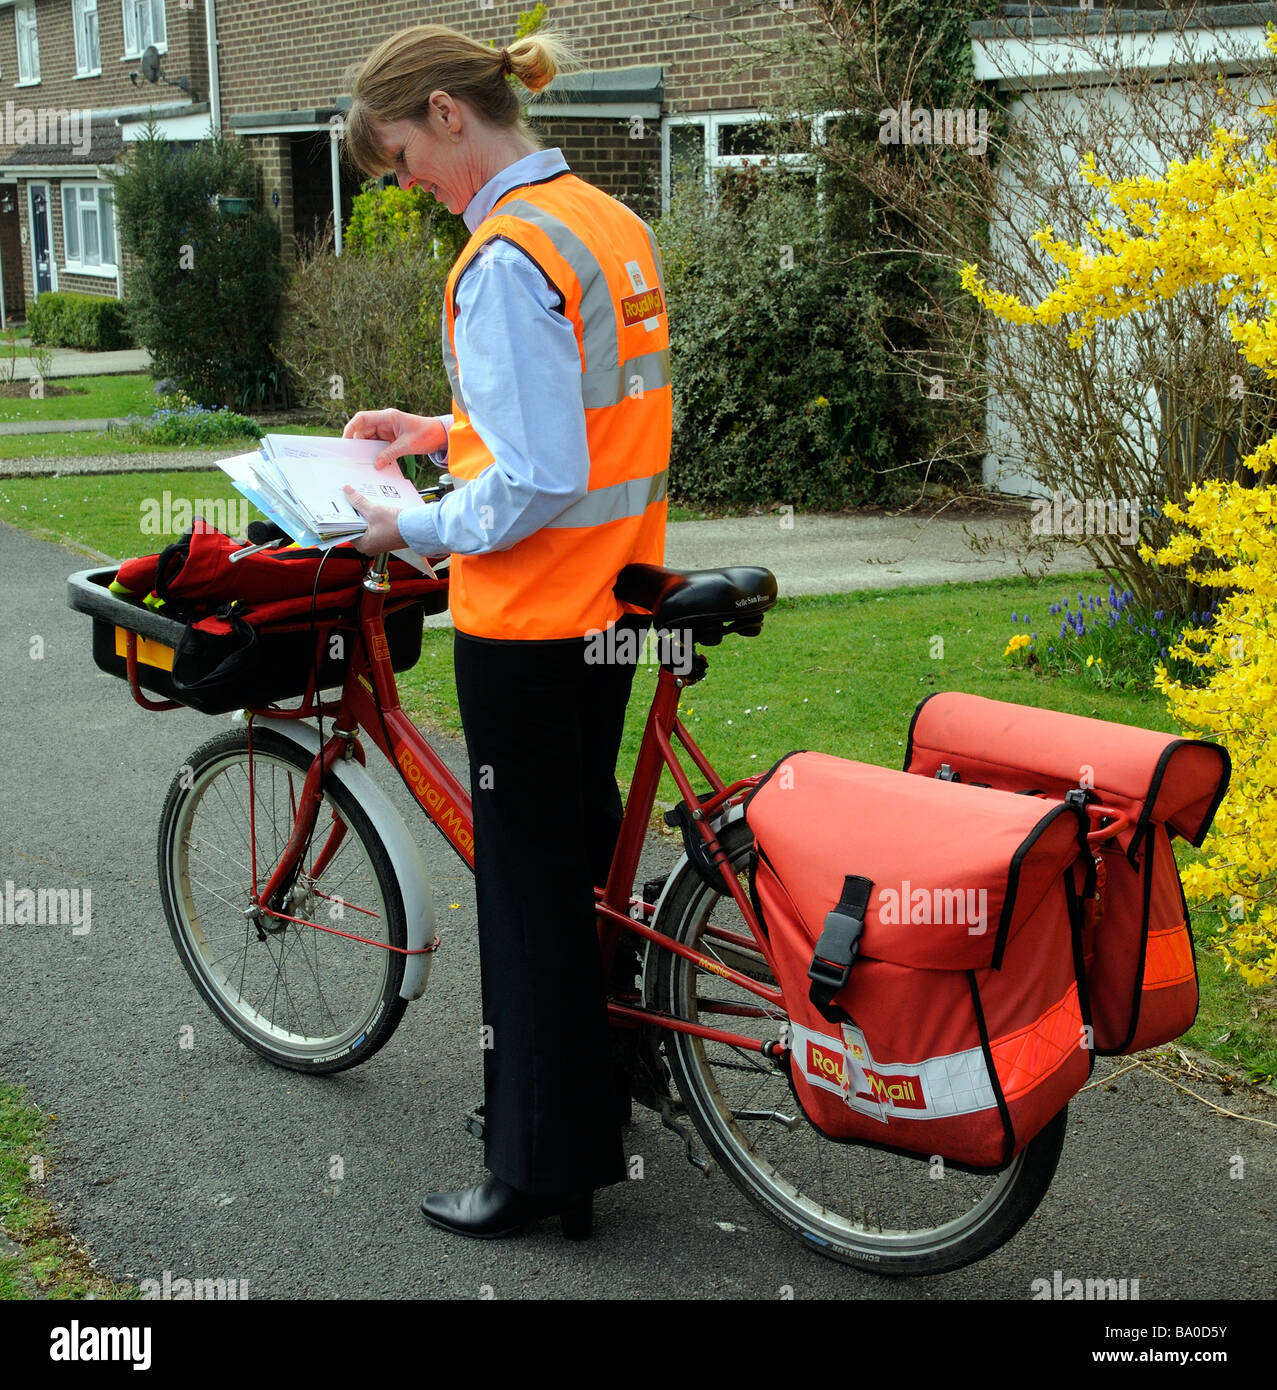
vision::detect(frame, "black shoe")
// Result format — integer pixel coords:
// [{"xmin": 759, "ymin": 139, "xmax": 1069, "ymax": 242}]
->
[{"xmin": 420, "ymin": 1174, "xmax": 593, "ymax": 1241}]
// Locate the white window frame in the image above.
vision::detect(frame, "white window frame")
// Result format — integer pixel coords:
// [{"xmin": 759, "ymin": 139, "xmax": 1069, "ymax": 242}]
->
[
  {"xmin": 61, "ymin": 182, "xmax": 117, "ymax": 277},
  {"xmin": 72, "ymin": 0, "xmax": 101, "ymax": 78},
  {"xmin": 661, "ymin": 110, "xmax": 845, "ymax": 214},
  {"xmin": 122, "ymin": 0, "xmax": 167, "ymax": 60},
  {"xmin": 15, "ymin": 0, "xmax": 39, "ymax": 86}
]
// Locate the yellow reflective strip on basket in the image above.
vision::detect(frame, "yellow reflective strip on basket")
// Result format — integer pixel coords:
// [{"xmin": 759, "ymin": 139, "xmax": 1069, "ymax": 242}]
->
[{"xmin": 115, "ymin": 627, "xmax": 175, "ymax": 672}]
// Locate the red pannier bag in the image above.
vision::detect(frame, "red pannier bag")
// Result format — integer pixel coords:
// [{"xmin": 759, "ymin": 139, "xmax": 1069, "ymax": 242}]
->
[
  {"xmin": 744, "ymin": 752, "xmax": 1092, "ymax": 1170},
  {"xmin": 903, "ymin": 693, "xmax": 1230, "ymax": 1055}
]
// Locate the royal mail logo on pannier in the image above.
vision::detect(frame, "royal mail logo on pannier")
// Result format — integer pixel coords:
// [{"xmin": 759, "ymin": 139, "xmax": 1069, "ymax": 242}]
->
[
  {"xmin": 807, "ymin": 1039, "xmax": 849, "ymax": 1089},
  {"xmin": 863, "ymin": 1069, "xmax": 926, "ymax": 1110},
  {"xmin": 805, "ymin": 1039, "xmax": 926, "ymax": 1112},
  {"xmin": 793, "ymin": 1022, "xmax": 996, "ymax": 1123},
  {"xmin": 621, "ymin": 286, "xmax": 666, "ymax": 326}
]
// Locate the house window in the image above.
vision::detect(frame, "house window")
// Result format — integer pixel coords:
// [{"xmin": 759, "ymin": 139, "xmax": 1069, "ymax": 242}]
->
[
  {"xmin": 661, "ymin": 111, "xmax": 839, "ymax": 213},
  {"xmin": 61, "ymin": 184, "xmax": 116, "ymax": 274},
  {"xmin": 16, "ymin": 0, "xmax": 39, "ymax": 85},
  {"xmin": 72, "ymin": 0, "xmax": 101, "ymax": 76},
  {"xmin": 123, "ymin": 0, "xmax": 167, "ymax": 59}
]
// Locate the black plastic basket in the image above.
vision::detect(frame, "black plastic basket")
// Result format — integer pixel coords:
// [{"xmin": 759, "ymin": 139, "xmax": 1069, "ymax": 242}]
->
[{"xmin": 67, "ymin": 566, "xmax": 445, "ymax": 715}]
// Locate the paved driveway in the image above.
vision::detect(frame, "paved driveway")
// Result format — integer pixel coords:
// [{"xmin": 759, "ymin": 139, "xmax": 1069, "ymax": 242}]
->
[{"xmin": 0, "ymin": 521, "xmax": 1273, "ymax": 1301}]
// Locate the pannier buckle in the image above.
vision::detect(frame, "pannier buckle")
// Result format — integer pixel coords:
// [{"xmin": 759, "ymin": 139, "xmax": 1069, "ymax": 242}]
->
[{"xmin": 807, "ymin": 908, "xmax": 864, "ymax": 992}]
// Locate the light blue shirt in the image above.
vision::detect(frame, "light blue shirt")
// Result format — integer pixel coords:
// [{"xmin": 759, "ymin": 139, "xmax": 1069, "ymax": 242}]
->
[{"xmin": 395, "ymin": 148, "xmax": 592, "ymax": 559}]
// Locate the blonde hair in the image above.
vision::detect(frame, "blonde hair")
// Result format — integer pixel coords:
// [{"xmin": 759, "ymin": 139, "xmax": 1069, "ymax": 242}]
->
[{"xmin": 341, "ymin": 24, "xmax": 582, "ymax": 178}]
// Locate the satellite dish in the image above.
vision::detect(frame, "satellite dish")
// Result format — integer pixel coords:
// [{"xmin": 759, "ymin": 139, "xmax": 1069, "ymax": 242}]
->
[{"xmin": 141, "ymin": 46, "xmax": 160, "ymax": 83}]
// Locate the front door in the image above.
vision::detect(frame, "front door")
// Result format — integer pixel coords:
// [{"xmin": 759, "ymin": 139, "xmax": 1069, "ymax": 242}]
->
[{"xmin": 29, "ymin": 183, "xmax": 53, "ymax": 296}]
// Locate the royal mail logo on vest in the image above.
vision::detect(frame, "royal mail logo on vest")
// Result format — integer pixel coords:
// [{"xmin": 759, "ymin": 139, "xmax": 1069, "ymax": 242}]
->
[
  {"xmin": 621, "ymin": 285, "xmax": 666, "ymax": 328},
  {"xmin": 622, "ymin": 259, "xmax": 665, "ymax": 331}
]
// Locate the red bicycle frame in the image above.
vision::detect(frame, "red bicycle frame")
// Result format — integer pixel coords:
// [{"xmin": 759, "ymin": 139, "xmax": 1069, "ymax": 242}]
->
[{"xmin": 174, "ymin": 558, "xmax": 791, "ymax": 1057}]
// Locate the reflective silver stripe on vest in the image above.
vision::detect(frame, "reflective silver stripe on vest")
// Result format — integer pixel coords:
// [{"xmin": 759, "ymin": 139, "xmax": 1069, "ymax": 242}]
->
[
  {"xmin": 496, "ymin": 198, "xmax": 620, "ymax": 373},
  {"xmin": 580, "ymin": 347, "xmax": 671, "ymax": 409},
  {"xmin": 440, "ymin": 298, "xmax": 467, "ymax": 415},
  {"xmin": 544, "ymin": 468, "xmax": 667, "ymax": 529}
]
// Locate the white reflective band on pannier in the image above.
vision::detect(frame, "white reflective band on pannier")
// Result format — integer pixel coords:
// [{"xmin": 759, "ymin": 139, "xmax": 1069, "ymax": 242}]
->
[{"xmin": 789, "ymin": 1021, "xmax": 998, "ymax": 1124}]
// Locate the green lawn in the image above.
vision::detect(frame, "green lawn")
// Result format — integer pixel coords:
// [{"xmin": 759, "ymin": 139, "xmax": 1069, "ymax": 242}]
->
[
  {"xmin": 1, "ymin": 373, "xmax": 157, "ymax": 422},
  {"xmin": 400, "ymin": 573, "xmax": 1178, "ymax": 777},
  {"xmin": 0, "ymin": 1084, "xmax": 132, "ymax": 1299},
  {"xmin": 0, "ymin": 470, "xmax": 270, "ymax": 561},
  {"xmin": 0, "ymin": 423, "xmax": 342, "ymax": 462}
]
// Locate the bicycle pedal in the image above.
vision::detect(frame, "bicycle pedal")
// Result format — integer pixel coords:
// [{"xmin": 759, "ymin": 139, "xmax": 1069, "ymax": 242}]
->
[{"xmin": 463, "ymin": 1102, "xmax": 485, "ymax": 1141}]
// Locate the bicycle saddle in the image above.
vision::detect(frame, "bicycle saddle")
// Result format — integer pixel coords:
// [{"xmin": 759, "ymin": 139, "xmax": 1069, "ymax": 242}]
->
[{"xmin": 613, "ymin": 563, "xmax": 778, "ymax": 643}]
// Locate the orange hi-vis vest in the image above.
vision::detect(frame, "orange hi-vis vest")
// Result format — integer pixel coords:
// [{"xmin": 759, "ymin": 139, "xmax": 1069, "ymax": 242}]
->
[{"xmin": 441, "ymin": 170, "xmax": 670, "ymax": 640}]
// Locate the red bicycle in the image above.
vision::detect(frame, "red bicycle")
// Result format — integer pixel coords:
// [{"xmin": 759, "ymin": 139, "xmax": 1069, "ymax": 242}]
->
[{"xmin": 70, "ymin": 543, "xmax": 1071, "ymax": 1276}]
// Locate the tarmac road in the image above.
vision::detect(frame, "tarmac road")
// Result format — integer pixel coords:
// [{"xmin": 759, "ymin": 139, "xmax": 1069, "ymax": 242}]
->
[{"xmin": 0, "ymin": 520, "xmax": 1273, "ymax": 1302}]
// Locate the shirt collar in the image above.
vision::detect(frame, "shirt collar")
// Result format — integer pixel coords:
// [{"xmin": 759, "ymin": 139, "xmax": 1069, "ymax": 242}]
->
[{"xmin": 462, "ymin": 147, "xmax": 570, "ymax": 233}]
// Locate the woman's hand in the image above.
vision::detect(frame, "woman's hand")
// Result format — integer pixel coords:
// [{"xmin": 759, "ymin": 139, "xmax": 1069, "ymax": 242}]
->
[
  {"xmin": 343, "ymin": 409, "xmax": 447, "ymax": 470},
  {"xmin": 342, "ymin": 487, "xmax": 406, "ymax": 555}
]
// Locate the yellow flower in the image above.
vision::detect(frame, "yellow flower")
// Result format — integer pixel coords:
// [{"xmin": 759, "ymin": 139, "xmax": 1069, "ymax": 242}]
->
[{"xmin": 962, "ymin": 80, "xmax": 1277, "ymax": 981}]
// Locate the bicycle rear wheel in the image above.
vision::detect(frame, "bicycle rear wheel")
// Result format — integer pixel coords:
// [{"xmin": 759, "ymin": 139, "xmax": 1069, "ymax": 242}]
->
[
  {"xmin": 157, "ymin": 725, "xmax": 408, "ymax": 1073},
  {"xmin": 653, "ymin": 819, "xmax": 1067, "ymax": 1276}
]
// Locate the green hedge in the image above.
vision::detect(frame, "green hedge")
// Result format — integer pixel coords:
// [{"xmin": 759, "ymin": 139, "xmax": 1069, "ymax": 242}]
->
[
  {"xmin": 656, "ymin": 168, "xmax": 946, "ymax": 510},
  {"xmin": 27, "ymin": 292, "xmax": 133, "ymax": 350}
]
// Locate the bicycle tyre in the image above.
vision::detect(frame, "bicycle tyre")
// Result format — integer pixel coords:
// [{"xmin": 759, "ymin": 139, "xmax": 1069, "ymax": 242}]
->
[
  {"xmin": 157, "ymin": 725, "xmax": 408, "ymax": 1074},
  {"xmin": 654, "ymin": 819, "xmax": 1068, "ymax": 1276}
]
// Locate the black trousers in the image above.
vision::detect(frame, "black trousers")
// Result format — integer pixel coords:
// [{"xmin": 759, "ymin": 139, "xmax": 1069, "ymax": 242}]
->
[{"xmin": 452, "ymin": 617, "xmax": 645, "ymax": 1199}]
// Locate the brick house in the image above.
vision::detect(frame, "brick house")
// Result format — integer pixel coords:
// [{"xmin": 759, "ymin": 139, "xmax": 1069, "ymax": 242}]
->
[
  {"xmin": 0, "ymin": 0, "xmax": 819, "ymax": 322},
  {"xmin": 0, "ymin": 0, "xmax": 212, "ymax": 323}
]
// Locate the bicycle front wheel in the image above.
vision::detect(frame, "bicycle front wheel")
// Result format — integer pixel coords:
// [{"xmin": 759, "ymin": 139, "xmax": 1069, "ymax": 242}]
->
[
  {"xmin": 157, "ymin": 725, "xmax": 408, "ymax": 1073},
  {"xmin": 654, "ymin": 819, "xmax": 1067, "ymax": 1276}
]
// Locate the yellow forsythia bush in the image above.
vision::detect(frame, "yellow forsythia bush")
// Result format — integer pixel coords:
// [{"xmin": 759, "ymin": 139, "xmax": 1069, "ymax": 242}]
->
[{"xmin": 961, "ymin": 30, "xmax": 1277, "ymax": 985}]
